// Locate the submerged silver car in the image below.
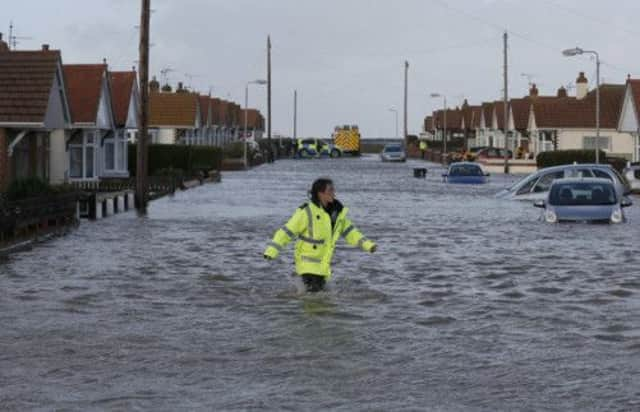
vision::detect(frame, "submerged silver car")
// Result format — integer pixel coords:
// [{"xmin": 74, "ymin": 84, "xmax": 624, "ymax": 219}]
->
[
  {"xmin": 534, "ymin": 178, "xmax": 632, "ymax": 224},
  {"xmin": 380, "ymin": 144, "xmax": 406, "ymax": 162},
  {"xmin": 496, "ymin": 163, "xmax": 631, "ymax": 201}
]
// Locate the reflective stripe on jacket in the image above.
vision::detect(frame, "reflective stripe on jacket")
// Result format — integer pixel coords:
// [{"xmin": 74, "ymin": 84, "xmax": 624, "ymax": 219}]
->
[{"xmin": 264, "ymin": 201, "xmax": 375, "ymax": 279}]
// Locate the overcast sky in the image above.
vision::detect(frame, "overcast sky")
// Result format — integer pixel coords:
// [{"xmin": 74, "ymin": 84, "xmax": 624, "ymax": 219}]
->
[{"xmin": 6, "ymin": 0, "xmax": 640, "ymax": 137}]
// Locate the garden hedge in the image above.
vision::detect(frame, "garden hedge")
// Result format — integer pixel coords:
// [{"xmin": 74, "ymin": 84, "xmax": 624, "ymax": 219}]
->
[{"xmin": 128, "ymin": 144, "xmax": 223, "ymax": 177}]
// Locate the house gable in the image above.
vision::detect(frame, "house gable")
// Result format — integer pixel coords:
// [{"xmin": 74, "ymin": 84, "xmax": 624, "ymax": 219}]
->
[
  {"xmin": 44, "ymin": 61, "xmax": 72, "ymax": 129},
  {"xmin": 125, "ymin": 81, "xmax": 139, "ymax": 129},
  {"xmin": 96, "ymin": 76, "xmax": 114, "ymax": 130},
  {"xmin": 618, "ymin": 84, "xmax": 638, "ymax": 132}
]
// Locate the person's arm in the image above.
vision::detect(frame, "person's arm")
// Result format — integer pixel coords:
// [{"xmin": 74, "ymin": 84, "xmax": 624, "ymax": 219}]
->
[
  {"xmin": 341, "ymin": 218, "xmax": 376, "ymax": 253},
  {"xmin": 263, "ymin": 208, "xmax": 307, "ymax": 259}
]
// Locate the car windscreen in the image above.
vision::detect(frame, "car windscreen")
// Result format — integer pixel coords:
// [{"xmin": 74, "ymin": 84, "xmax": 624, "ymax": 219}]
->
[
  {"xmin": 449, "ymin": 165, "xmax": 484, "ymax": 176},
  {"xmin": 384, "ymin": 146, "xmax": 402, "ymax": 152},
  {"xmin": 549, "ymin": 182, "xmax": 617, "ymax": 206},
  {"xmin": 301, "ymin": 139, "xmax": 316, "ymax": 145}
]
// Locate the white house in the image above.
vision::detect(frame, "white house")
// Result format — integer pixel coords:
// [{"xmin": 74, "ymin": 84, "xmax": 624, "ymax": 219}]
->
[
  {"xmin": 617, "ymin": 78, "xmax": 640, "ymax": 162},
  {"xmin": 108, "ymin": 70, "xmax": 139, "ymax": 177},
  {"xmin": 63, "ymin": 63, "xmax": 121, "ymax": 182},
  {"xmin": 0, "ymin": 42, "xmax": 72, "ymax": 189},
  {"xmin": 527, "ymin": 76, "xmax": 634, "ymax": 159}
]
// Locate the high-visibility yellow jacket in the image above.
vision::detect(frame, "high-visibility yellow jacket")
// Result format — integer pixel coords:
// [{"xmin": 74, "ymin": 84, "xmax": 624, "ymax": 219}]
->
[
  {"xmin": 419, "ymin": 141, "xmax": 427, "ymax": 150},
  {"xmin": 264, "ymin": 200, "xmax": 375, "ymax": 279}
]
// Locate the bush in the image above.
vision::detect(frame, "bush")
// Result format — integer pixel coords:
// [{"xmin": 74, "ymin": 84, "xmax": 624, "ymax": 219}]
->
[
  {"xmin": 4, "ymin": 177, "xmax": 76, "ymax": 201},
  {"xmin": 536, "ymin": 150, "xmax": 607, "ymax": 169},
  {"xmin": 129, "ymin": 144, "xmax": 223, "ymax": 177},
  {"xmin": 6, "ymin": 177, "xmax": 50, "ymax": 201}
]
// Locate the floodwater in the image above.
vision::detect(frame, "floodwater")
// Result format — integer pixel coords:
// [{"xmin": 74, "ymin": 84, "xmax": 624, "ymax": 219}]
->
[{"xmin": 1, "ymin": 156, "xmax": 639, "ymax": 411}]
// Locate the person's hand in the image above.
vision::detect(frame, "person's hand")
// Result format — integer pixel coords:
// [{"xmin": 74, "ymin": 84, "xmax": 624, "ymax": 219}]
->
[{"xmin": 370, "ymin": 245, "xmax": 377, "ymax": 253}]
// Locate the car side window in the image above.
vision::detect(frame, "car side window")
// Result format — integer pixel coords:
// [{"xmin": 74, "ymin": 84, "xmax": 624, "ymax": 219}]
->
[
  {"xmin": 533, "ymin": 171, "xmax": 564, "ymax": 193},
  {"xmin": 571, "ymin": 168, "xmax": 594, "ymax": 178},
  {"xmin": 516, "ymin": 177, "xmax": 538, "ymax": 195},
  {"xmin": 592, "ymin": 169, "xmax": 613, "ymax": 181}
]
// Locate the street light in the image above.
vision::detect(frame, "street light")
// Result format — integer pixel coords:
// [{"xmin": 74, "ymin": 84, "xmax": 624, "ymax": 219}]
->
[
  {"xmin": 430, "ymin": 93, "xmax": 447, "ymax": 157},
  {"xmin": 562, "ymin": 46, "xmax": 600, "ymax": 164},
  {"xmin": 388, "ymin": 108, "xmax": 399, "ymax": 139},
  {"xmin": 244, "ymin": 79, "xmax": 267, "ymax": 169}
]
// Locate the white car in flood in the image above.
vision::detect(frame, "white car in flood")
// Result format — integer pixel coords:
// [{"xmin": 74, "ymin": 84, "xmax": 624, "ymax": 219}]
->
[{"xmin": 495, "ymin": 164, "xmax": 631, "ymax": 201}]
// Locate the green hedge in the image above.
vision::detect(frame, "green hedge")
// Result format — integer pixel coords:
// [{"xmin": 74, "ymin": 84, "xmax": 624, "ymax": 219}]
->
[
  {"xmin": 536, "ymin": 150, "xmax": 607, "ymax": 169},
  {"xmin": 128, "ymin": 144, "xmax": 223, "ymax": 177},
  {"xmin": 5, "ymin": 177, "xmax": 76, "ymax": 201}
]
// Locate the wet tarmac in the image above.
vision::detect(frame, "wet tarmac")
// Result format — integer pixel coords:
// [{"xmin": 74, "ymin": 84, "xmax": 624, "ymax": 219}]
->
[{"xmin": 1, "ymin": 156, "xmax": 639, "ymax": 410}]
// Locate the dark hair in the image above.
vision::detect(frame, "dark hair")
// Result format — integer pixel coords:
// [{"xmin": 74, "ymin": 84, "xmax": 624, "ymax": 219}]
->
[{"xmin": 309, "ymin": 177, "xmax": 333, "ymax": 204}]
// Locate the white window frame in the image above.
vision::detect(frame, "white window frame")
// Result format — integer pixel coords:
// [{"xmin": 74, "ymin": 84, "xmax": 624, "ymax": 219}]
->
[
  {"xmin": 69, "ymin": 130, "xmax": 98, "ymax": 181},
  {"xmin": 583, "ymin": 136, "xmax": 611, "ymax": 151}
]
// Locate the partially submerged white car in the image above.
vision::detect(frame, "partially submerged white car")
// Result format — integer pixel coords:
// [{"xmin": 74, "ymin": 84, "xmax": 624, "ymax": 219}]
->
[{"xmin": 495, "ymin": 164, "xmax": 631, "ymax": 201}]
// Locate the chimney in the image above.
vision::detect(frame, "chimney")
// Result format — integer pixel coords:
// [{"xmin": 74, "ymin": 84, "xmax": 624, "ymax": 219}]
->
[
  {"xmin": 41, "ymin": 44, "xmax": 50, "ymax": 51},
  {"xmin": 529, "ymin": 83, "xmax": 539, "ymax": 97},
  {"xmin": 0, "ymin": 33, "xmax": 9, "ymax": 53},
  {"xmin": 176, "ymin": 82, "xmax": 187, "ymax": 94},
  {"xmin": 161, "ymin": 83, "xmax": 172, "ymax": 93},
  {"xmin": 149, "ymin": 75, "xmax": 160, "ymax": 93},
  {"xmin": 557, "ymin": 86, "xmax": 568, "ymax": 98},
  {"xmin": 576, "ymin": 72, "xmax": 588, "ymax": 100}
]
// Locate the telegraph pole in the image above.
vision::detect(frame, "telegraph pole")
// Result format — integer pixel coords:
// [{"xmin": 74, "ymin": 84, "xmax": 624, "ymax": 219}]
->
[
  {"xmin": 503, "ymin": 31, "xmax": 509, "ymax": 174},
  {"xmin": 403, "ymin": 60, "xmax": 409, "ymax": 144},
  {"xmin": 136, "ymin": 0, "xmax": 150, "ymax": 211},
  {"xmin": 267, "ymin": 35, "xmax": 273, "ymax": 162},
  {"xmin": 293, "ymin": 90, "xmax": 298, "ymax": 140}
]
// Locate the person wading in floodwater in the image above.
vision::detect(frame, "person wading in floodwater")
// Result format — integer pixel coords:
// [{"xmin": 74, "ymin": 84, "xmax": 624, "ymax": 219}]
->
[{"xmin": 263, "ymin": 177, "xmax": 377, "ymax": 292}]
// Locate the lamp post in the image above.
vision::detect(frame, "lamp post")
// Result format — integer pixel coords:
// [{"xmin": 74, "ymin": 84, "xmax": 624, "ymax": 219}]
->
[
  {"xmin": 562, "ymin": 47, "xmax": 600, "ymax": 164},
  {"xmin": 244, "ymin": 79, "xmax": 267, "ymax": 169},
  {"xmin": 430, "ymin": 93, "xmax": 447, "ymax": 158},
  {"xmin": 388, "ymin": 108, "xmax": 398, "ymax": 139}
]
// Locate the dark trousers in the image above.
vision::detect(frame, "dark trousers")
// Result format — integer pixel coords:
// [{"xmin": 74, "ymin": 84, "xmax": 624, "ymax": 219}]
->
[{"xmin": 301, "ymin": 274, "xmax": 326, "ymax": 292}]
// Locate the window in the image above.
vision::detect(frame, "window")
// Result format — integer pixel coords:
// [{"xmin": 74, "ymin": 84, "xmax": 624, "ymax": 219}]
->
[
  {"xmin": 592, "ymin": 169, "xmax": 613, "ymax": 181},
  {"xmin": 68, "ymin": 130, "xmax": 97, "ymax": 180},
  {"xmin": 533, "ymin": 171, "xmax": 564, "ymax": 193},
  {"xmin": 571, "ymin": 168, "xmax": 594, "ymax": 178},
  {"xmin": 118, "ymin": 139, "xmax": 126, "ymax": 170},
  {"xmin": 516, "ymin": 176, "xmax": 538, "ymax": 195},
  {"xmin": 105, "ymin": 140, "xmax": 115, "ymax": 170},
  {"xmin": 70, "ymin": 146, "xmax": 83, "ymax": 178},
  {"xmin": 583, "ymin": 136, "xmax": 610, "ymax": 150}
]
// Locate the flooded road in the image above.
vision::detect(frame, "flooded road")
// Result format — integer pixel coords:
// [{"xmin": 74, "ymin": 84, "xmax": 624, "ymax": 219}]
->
[{"xmin": 1, "ymin": 156, "xmax": 639, "ymax": 411}]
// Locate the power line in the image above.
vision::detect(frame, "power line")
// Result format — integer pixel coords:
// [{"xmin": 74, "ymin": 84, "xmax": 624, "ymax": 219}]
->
[{"xmin": 427, "ymin": 0, "xmax": 638, "ymax": 80}]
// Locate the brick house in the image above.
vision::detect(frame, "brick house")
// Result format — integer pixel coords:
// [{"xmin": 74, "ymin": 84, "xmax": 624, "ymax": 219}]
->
[{"xmin": 0, "ymin": 39, "xmax": 72, "ymax": 190}]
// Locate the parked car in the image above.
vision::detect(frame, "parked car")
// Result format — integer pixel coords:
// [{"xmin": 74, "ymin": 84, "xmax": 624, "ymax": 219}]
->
[
  {"xmin": 318, "ymin": 141, "xmax": 343, "ymax": 158},
  {"xmin": 474, "ymin": 147, "xmax": 513, "ymax": 159},
  {"xmin": 442, "ymin": 162, "xmax": 489, "ymax": 184},
  {"xmin": 380, "ymin": 144, "xmax": 406, "ymax": 162},
  {"xmin": 622, "ymin": 163, "xmax": 640, "ymax": 192},
  {"xmin": 495, "ymin": 163, "xmax": 632, "ymax": 201},
  {"xmin": 534, "ymin": 178, "xmax": 632, "ymax": 224},
  {"xmin": 295, "ymin": 138, "xmax": 319, "ymax": 158}
]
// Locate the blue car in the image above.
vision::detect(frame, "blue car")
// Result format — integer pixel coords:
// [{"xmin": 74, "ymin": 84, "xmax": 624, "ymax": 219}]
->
[
  {"xmin": 442, "ymin": 162, "xmax": 489, "ymax": 184},
  {"xmin": 534, "ymin": 177, "xmax": 632, "ymax": 224}
]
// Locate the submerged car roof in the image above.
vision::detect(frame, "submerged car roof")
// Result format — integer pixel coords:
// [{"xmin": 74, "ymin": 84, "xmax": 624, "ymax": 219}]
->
[
  {"xmin": 449, "ymin": 161, "xmax": 481, "ymax": 167},
  {"xmin": 538, "ymin": 163, "xmax": 615, "ymax": 172},
  {"xmin": 550, "ymin": 177, "xmax": 615, "ymax": 185}
]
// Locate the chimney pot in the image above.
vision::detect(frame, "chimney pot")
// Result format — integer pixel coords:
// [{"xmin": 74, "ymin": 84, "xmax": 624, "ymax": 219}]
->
[{"xmin": 42, "ymin": 44, "xmax": 50, "ymax": 51}]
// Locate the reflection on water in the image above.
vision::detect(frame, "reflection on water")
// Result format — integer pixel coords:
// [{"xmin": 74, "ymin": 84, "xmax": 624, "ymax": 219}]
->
[{"xmin": 1, "ymin": 156, "xmax": 639, "ymax": 410}]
